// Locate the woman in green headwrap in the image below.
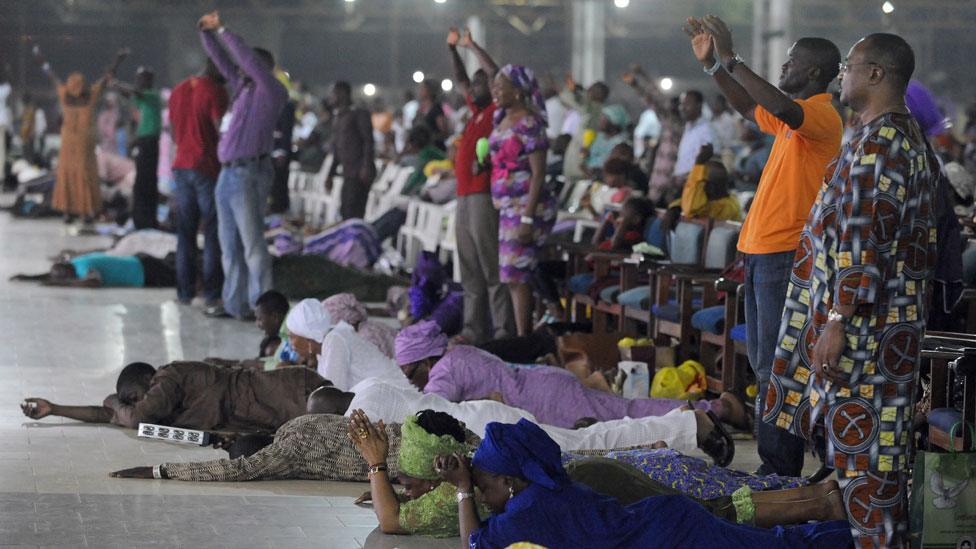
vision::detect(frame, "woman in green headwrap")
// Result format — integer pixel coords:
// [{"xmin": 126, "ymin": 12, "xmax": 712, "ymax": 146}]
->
[
  {"xmin": 582, "ymin": 104, "xmax": 631, "ymax": 174},
  {"xmin": 347, "ymin": 408, "xmax": 488, "ymax": 538}
]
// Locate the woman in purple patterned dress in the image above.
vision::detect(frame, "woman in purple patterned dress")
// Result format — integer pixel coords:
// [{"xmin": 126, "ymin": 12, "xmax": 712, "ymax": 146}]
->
[{"xmin": 489, "ymin": 64, "xmax": 556, "ymax": 336}]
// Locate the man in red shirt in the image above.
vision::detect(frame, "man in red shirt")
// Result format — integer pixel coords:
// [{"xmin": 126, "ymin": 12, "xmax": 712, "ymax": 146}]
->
[
  {"xmin": 447, "ymin": 28, "xmax": 515, "ymax": 343},
  {"xmin": 168, "ymin": 60, "xmax": 229, "ymax": 305}
]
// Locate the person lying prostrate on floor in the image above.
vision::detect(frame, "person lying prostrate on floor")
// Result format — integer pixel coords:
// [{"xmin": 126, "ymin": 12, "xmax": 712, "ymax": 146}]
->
[
  {"xmin": 395, "ymin": 320, "xmax": 749, "ymax": 431},
  {"xmin": 442, "ymin": 419, "xmax": 853, "ymax": 549},
  {"xmin": 285, "ymin": 298, "xmax": 410, "ymax": 391},
  {"xmin": 327, "ymin": 378, "xmax": 734, "ymax": 464},
  {"xmin": 21, "ymin": 360, "xmax": 328, "ymax": 431},
  {"xmin": 10, "ymin": 252, "xmax": 176, "ymax": 288},
  {"xmin": 323, "ymin": 292, "xmax": 397, "ymax": 359}
]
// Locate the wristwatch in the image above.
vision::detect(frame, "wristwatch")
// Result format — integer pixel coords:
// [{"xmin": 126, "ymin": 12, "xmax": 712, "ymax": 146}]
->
[
  {"xmin": 703, "ymin": 59, "xmax": 723, "ymax": 76},
  {"xmin": 724, "ymin": 54, "xmax": 745, "ymax": 74},
  {"xmin": 456, "ymin": 491, "xmax": 475, "ymax": 503}
]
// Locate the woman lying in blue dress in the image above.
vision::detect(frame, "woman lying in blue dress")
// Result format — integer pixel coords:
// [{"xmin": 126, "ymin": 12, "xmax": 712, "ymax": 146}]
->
[{"xmin": 437, "ymin": 418, "xmax": 854, "ymax": 549}]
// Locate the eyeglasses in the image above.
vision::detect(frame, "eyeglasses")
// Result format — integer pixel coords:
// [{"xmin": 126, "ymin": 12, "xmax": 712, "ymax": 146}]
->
[{"xmin": 838, "ymin": 61, "xmax": 887, "ymax": 74}]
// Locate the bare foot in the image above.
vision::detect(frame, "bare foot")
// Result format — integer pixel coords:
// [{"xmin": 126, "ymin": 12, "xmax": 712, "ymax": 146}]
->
[
  {"xmin": 584, "ymin": 371, "xmax": 612, "ymax": 393},
  {"xmin": 716, "ymin": 392, "xmax": 751, "ymax": 431}
]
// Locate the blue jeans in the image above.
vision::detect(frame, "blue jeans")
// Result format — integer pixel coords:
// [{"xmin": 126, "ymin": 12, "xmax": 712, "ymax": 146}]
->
[
  {"xmin": 173, "ymin": 169, "xmax": 222, "ymax": 302},
  {"xmin": 215, "ymin": 157, "xmax": 273, "ymax": 318},
  {"xmin": 744, "ymin": 250, "xmax": 806, "ymax": 476}
]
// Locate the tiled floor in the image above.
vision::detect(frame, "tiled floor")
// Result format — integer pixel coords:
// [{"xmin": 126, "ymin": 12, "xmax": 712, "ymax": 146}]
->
[{"xmin": 0, "ymin": 206, "xmax": 818, "ymax": 548}]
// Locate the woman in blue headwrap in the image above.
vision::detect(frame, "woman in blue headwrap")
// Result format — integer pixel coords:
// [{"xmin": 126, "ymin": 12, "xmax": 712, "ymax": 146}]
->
[
  {"xmin": 439, "ymin": 418, "xmax": 854, "ymax": 549},
  {"xmin": 486, "ymin": 63, "xmax": 556, "ymax": 336}
]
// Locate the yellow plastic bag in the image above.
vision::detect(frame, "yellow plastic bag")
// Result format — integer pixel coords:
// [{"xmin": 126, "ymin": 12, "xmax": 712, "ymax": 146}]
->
[{"xmin": 650, "ymin": 360, "xmax": 707, "ymax": 400}]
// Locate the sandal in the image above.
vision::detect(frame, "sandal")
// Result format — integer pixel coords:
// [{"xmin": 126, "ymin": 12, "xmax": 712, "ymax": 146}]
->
[{"xmin": 697, "ymin": 404, "xmax": 735, "ymax": 467}]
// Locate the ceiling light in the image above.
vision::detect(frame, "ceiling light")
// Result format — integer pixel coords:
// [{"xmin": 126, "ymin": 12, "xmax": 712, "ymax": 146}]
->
[
  {"xmin": 614, "ymin": 0, "xmax": 630, "ymax": 8},
  {"xmin": 441, "ymin": 79, "xmax": 453, "ymax": 92},
  {"xmin": 659, "ymin": 77, "xmax": 673, "ymax": 91},
  {"xmin": 363, "ymin": 83, "xmax": 376, "ymax": 96},
  {"xmin": 412, "ymin": 71, "xmax": 425, "ymax": 84},
  {"xmin": 882, "ymin": 1, "xmax": 895, "ymax": 14}
]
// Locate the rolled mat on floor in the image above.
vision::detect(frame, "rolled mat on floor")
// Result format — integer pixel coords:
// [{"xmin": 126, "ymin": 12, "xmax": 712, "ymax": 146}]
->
[{"xmin": 272, "ymin": 254, "xmax": 408, "ymax": 303}]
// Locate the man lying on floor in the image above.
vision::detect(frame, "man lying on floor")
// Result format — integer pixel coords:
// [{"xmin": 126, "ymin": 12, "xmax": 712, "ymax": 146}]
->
[
  {"xmin": 10, "ymin": 252, "xmax": 176, "ymax": 288},
  {"xmin": 21, "ymin": 360, "xmax": 328, "ymax": 431}
]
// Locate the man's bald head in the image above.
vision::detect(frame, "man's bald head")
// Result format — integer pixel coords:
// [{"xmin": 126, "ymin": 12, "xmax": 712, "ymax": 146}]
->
[
  {"xmin": 858, "ymin": 33, "xmax": 915, "ymax": 90},
  {"xmin": 306, "ymin": 386, "xmax": 353, "ymax": 415}
]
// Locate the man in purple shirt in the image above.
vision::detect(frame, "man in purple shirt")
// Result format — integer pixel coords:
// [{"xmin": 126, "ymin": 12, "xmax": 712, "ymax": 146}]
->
[{"xmin": 198, "ymin": 10, "xmax": 287, "ymax": 320}]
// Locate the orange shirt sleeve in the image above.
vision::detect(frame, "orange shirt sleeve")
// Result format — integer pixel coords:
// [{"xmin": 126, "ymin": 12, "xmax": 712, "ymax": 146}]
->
[{"xmin": 753, "ymin": 104, "xmax": 784, "ymax": 136}]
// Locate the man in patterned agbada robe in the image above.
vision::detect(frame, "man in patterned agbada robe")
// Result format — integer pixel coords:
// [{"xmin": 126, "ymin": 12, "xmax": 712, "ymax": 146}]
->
[{"xmin": 762, "ymin": 33, "xmax": 937, "ymax": 549}]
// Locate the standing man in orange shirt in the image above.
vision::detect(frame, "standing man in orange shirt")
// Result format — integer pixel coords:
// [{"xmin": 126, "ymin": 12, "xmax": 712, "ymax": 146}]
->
[{"xmin": 685, "ymin": 16, "xmax": 842, "ymax": 476}]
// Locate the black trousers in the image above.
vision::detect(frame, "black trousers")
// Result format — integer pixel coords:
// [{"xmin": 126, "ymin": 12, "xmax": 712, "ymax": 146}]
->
[
  {"xmin": 268, "ymin": 157, "xmax": 290, "ymax": 214},
  {"xmin": 135, "ymin": 253, "xmax": 176, "ymax": 287},
  {"xmin": 340, "ymin": 175, "xmax": 371, "ymax": 220},
  {"xmin": 132, "ymin": 135, "xmax": 160, "ymax": 229}
]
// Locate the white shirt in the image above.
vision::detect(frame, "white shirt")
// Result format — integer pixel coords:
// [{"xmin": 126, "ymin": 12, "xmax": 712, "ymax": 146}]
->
[
  {"xmin": 673, "ymin": 116, "xmax": 715, "ymax": 176},
  {"xmin": 711, "ymin": 110, "xmax": 741, "ymax": 152},
  {"xmin": 317, "ymin": 323, "xmax": 411, "ymax": 391},
  {"xmin": 0, "ymin": 83, "xmax": 11, "ymax": 129},
  {"xmin": 633, "ymin": 109, "xmax": 662, "ymax": 158},
  {"xmin": 347, "ymin": 377, "xmax": 696, "ymax": 452},
  {"xmin": 545, "ymin": 96, "xmax": 567, "ymax": 140}
]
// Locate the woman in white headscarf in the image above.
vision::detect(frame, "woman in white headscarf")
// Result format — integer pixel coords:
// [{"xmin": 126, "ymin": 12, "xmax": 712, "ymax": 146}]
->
[{"xmin": 286, "ymin": 298, "xmax": 409, "ymax": 391}]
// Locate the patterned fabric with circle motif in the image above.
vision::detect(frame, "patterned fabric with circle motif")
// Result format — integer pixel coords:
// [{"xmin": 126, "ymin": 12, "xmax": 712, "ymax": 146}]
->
[{"xmin": 762, "ymin": 113, "xmax": 937, "ymax": 549}]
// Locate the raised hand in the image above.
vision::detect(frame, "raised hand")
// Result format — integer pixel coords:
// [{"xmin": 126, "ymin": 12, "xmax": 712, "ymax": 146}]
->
[
  {"xmin": 695, "ymin": 143, "xmax": 714, "ymax": 165},
  {"xmin": 198, "ymin": 10, "xmax": 221, "ymax": 31},
  {"xmin": 21, "ymin": 398, "xmax": 52, "ymax": 420},
  {"xmin": 621, "ymin": 72, "xmax": 635, "ymax": 86},
  {"xmin": 701, "ymin": 15, "xmax": 735, "ymax": 62},
  {"xmin": 447, "ymin": 27, "xmax": 461, "ymax": 47},
  {"xmin": 459, "ymin": 28, "xmax": 474, "ymax": 49},
  {"xmin": 346, "ymin": 409, "xmax": 389, "ymax": 465},
  {"xmin": 683, "ymin": 17, "xmax": 716, "ymax": 66}
]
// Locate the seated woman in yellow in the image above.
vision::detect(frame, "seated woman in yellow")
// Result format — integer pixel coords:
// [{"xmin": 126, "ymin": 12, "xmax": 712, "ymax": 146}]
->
[{"xmin": 671, "ymin": 144, "xmax": 742, "ymax": 222}]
